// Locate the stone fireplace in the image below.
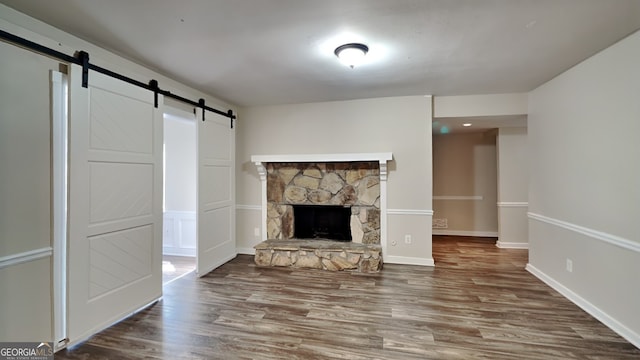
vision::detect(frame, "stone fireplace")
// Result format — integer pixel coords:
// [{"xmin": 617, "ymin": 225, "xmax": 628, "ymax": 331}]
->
[
  {"xmin": 265, "ymin": 161, "xmax": 381, "ymax": 244},
  {"xmin": 251, "ymin": 153, "xmax": 392, "ymax": 272}
]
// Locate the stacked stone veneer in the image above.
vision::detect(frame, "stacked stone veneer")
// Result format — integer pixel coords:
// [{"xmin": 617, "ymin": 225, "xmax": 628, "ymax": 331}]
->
[
  {"xmin": 254, "ymin": 161, "xmax": 383, "ymax": 272},
  {"xmin": 265, "ymin": 161, "xmax": 381, "ymax": 244},
  {"xmin": 254, "ymin": 239, "xmax": 382, "ymax": 272}
]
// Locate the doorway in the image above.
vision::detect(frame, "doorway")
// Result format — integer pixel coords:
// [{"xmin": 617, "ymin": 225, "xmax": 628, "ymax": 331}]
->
[
  {"xmin": 162, "ymin": 109, "xmax": 197, "ymax": 285},
  {"xmin": 431, "ymin": 130, "xmax": 498, "ymax": 239}
]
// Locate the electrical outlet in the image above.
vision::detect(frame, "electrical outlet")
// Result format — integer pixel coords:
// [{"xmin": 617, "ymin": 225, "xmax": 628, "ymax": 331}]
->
[
  {"xmin": 404, "ymin": 234, "xmax": 412, "ymax": 244},
  {"xmin": 254, "ymin": 227, "xmax": 260, "ymax": 237},
  {"xmin": 566, "ymin": 258, "xmax": 573, "ymax": 273}
]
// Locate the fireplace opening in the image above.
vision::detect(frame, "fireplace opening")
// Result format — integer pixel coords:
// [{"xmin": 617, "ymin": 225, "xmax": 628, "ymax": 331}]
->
[{"xmin": 293, "ymin": 205, "xmax": 351, "ymax": 241}]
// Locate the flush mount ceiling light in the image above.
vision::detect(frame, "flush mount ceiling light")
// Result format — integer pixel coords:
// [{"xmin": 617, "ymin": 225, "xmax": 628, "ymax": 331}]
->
[
  {"xmin": 334, "ymin": 43, "xmax": 369, "ymax": 68},
  {"xmin": 463, "ymin": 123, "xmax": 472, "ymax": 127}
]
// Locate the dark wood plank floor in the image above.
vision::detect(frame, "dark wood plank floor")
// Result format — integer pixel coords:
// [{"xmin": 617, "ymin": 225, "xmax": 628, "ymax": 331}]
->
[
  {"xmin": 55, "ymin": 236, "xmax": 640, "ymax": 359},
  {"xmin": 163, "ymin": 255, "xmax": 196, "ymax": 285}
]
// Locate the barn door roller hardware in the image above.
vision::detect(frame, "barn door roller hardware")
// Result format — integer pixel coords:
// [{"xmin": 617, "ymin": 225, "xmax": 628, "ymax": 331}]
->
[{"xmin": 0, "ymin": 29, "xmax": 236, "ymax": 128}]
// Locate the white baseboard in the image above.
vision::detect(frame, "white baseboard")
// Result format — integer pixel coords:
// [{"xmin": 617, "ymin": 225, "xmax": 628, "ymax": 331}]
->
[
  {"xmin": 385, "ymin": 255, "xmax": 435, "ymax": 267},
  {"xmin": 526, "ymin": 263, "xmax": 640, "ymax": 349},
  {"xmin": 236, "ymin": 247, "xmax": 256, "ymax": 255},
  {"xmin": 432, "ymin": 230, "xmax": 498, "ymax": 237},
  {"xmin": 496, "ymin": 241, "xmax": 529, "ymax": 249}
]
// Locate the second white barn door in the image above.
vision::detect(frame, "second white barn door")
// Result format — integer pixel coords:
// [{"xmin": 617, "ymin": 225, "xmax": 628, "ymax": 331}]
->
[{"xmin": 195, "ymin": 108, "xmax": 236, "ymax": 276}]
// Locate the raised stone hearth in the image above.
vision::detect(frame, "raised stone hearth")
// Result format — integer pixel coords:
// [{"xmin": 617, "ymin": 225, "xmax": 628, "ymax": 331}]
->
[{"xmin": 254, "ymin": 239, "xmax": 382, "ymax": 272}]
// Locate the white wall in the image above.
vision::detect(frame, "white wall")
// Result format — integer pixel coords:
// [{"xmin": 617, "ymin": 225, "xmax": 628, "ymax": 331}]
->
[
  {"xmin": 164, "ymin": 114, "xmax": 196, "ymax": 212},
  {"xmin": 0, "ymin": 41, "xmax": 56, "ymax": 341},
  {"xmin": 0, "ymin": 4, "xmax": 235, "ymax": 343},
  {"xmin": 496, "ymin": 127, "xmax": 528, "ymax": 248},
  {"xmin": 163, "ymin": 113, "xmax": 196, "ymax": 256},
  {"xmin": 236, "ymin": 95, "xmax": 434, "ymax": 265},
  {"xmin": 434, "ymin": 93, "xmax": 528, "ymax": 118},
  {"xmin": 432, "ymin": 132, "xmax": 498, "ymax": 237},
  {"xmin": 527, "ymin": 30, "xmax": 640, "ymax": 347}
]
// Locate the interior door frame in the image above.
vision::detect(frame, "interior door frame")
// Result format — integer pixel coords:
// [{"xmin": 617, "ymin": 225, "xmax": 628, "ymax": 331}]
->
[{"xmin": 51, "ymin": 70, "xmax": 68, "ymax": 349}]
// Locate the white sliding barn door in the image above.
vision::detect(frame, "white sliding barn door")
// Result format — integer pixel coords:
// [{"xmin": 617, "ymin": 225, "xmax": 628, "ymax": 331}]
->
[
  {"xmin": 67, "ymin": 65, "xmax": 163, "ymax": 343},
  {"xmin": 195, "ymin": 108, "xmax": 236, "ymax": 276}
]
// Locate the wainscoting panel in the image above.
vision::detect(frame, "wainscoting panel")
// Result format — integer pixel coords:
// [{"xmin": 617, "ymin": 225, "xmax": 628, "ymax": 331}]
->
[{"xmin": 163, "ymin": 211, "xmax": 196, "ymax": 257}]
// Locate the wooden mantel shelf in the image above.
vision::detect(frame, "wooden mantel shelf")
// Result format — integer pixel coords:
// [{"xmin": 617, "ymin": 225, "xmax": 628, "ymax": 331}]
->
[
  {"xmin": 251, "ymin": 152, "xmax": 392, "ymax": 164},
  {"xmin": 251, "ymin": 152, "xmax": 393, "ymax": 181}
]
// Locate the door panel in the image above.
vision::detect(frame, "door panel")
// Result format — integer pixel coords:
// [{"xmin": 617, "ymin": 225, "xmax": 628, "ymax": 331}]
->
[
  {"xmin": 88, "ymin": 86, "xmax": 154, "ymax": 154},
  {"xmin": 89, "ymin": 162, "xmax": 153, "ymax": 223},
  {"xmin": 196, "ymin": 108, "xmax": 236, "ymax": 276},
  {"xmin": 88, "ymin": 225, "xmax": 154, "ymax": 298},
  {"xmin": 201, "ymin": 166, "xmax": 232, "ymax": 204},
  {"xmin": 67, "ymin": 65, "xmax": 163, "ymax": 343}
]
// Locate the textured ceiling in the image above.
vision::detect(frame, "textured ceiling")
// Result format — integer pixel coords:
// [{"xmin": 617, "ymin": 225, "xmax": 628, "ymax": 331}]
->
[{"xmin": 2, "ymin": 0, "xmax": 640, "ymax": 107}]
